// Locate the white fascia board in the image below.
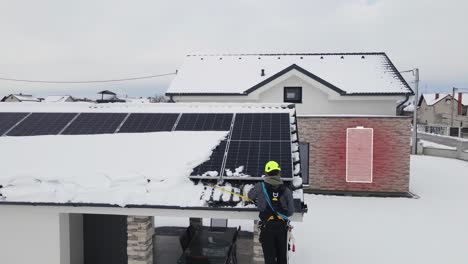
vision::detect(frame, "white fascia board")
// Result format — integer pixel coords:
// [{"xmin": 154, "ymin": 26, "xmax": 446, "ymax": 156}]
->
[
  {"xmin": 0, "ymin": 205, "xmax": 304, "ymax": 222},
  {"xmin": 172, "ymin": 95, "xmax": 258, "ymax": 102},
  {"xmin": 334, "ymin": 95, "xmax": 405, "ymax": 101}
]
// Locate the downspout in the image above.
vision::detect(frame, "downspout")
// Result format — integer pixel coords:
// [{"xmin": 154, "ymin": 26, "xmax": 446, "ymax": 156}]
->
[{"xmin": 396, "ymin": 93, "xmax": 411, "ymax": 116}]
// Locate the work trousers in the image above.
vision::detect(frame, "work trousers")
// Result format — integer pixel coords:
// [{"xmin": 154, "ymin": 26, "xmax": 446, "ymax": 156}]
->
[{"xmin": 260, "ymin": 220, "xmax": 288, "ymax": 264}]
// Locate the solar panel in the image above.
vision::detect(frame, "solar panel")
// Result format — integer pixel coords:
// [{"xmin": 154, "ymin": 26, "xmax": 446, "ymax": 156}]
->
[
  {"xmin": 230, "ymin": 113, "xmax": 291, "ymax": 141},
  {"xmin": 61, "ymin": 113, "xmax": 127, "ymax": 135},
  {"xmin": 175, "ymin": 113, "xmax": 233, "ymax": 131},
  {"xmin": 7, "ymin": 113, "xmax": 77, "ymax": 136},
  {"xmin": 118, "ymin": 113, "xmax": 179, "ymax": 133},
  {"xmin": 223, "ymin": 141, "xmax": 293, "ymax": 179},
  {"xmin": 0, "ymin": 112, "xmax": 29, "ymax": 135},
  {"xmin": 190, "ymin": 141, "xmax": 227, "ymax": 177}
]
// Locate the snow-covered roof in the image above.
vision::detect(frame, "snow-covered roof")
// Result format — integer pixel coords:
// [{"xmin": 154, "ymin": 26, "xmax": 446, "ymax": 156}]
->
[
  {"xmin": 420, "ymin": 93, "xmax": 467, "ymax": 106},
  {"xmin": 4, "ymin": 94, "xmax": 41, "ymax": 102},
  {"xmin": 43, "ymin": 95, "xmax": 74, "ymax": 103},
  {"xmin": 167, "ymin": 53, "xmax": 413, "ymax": 96},
  {"xmin": 0, "ymin": 132, "xmax": 227, "ymax": 207},
  {"xmin": 0, "ymin": 102, "xmax": 303, "ymax": 212}
]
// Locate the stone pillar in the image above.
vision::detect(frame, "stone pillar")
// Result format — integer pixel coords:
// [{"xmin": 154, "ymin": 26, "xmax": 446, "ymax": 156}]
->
[
  {"xmin": 127, "ymin": 216, "xmax": 154, "ymax": 264},
  {"xmin": 253, "ymin": 220, "xmax": 264, "ymax": 264}
]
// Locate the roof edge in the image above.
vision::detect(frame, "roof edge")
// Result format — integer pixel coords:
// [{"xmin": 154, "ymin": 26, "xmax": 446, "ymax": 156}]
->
[
  {"xmin": 243, "ymin": 64, "xmax": 347, "ymax": 95},
  {"xmin": 0, "ymin": 201, "xmax": 308, "ymax": 213},
  {"xmin": 186, "ymin": 52, "xmax": 387, "ymax": 57},
  {"xmin": 381, "ymin": 53, "xmax": 415, "ymax": 95}
]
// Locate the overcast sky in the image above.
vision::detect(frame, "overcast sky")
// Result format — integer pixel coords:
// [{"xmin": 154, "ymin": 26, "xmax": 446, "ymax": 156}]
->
[{"xmin": 0, "ymin": 0, "xmax": 467, "ymax": 98}]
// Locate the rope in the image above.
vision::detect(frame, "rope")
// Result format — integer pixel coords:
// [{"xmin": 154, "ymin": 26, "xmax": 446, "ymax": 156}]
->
[{"xmin": 213, "ymin": 185, "xmax": 253, "ymax": 202}]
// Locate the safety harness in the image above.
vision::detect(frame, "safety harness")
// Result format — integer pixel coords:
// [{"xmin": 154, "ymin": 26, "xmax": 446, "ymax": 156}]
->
[{"xmin": 261, "ymin": 182, "xmax": 290, "ymax": 222}]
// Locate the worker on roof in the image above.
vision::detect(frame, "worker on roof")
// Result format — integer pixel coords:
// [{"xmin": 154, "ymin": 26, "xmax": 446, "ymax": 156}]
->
[{"xmin": 248, "ymin": 160, "xmax": 295, "ymax": 264}]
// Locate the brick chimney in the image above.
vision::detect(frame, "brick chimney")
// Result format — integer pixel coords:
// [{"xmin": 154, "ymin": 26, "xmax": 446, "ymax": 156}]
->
[
  {"xmin": 435, "ymin": 93, "xmax": 439, "ymax": 99},
  {"xmin": 458, "ymin": 93, "xmax": 463, "ymax": 115}
]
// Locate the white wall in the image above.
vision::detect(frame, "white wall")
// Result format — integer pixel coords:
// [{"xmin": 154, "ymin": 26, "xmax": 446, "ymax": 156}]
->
[
  {"xmin": 0, "ymin": 208, "xmax": 67, "ymax": 264},
  {"xmin": 172, "ymin": 75, "xmax": 401, "ymax": 115},
  {"xmin": 257, "ymin": 75, "xmax": 399, "ymax": 115}
]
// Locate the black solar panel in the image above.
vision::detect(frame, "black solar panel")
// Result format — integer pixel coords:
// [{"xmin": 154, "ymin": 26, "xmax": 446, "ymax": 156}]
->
[
  {"xmin": 118, "ymin": 113, "xmax": 179, "ymax": 133},
  {"xmin": 230, "ymin": 113, "xmax": 291, "ymax": 141},
  {"xmin": 223, "ymin": 141, "xmax": 293, "ymax": 179},
  {"xmin": 0, "ymin": 112, "xmax": 29, "ymax": 135},
  {"xmin": 62, "ymin": 113, "xmax": 127, "ymax": 135},
  {"xmin": 190, "ymin": 141, "xmax": 227, "ymax": 177},
  {"xmin": 7, "ymin": 113, "xmax": 77, "ymax": 136},
  {"xmin": 176, "ymin": 113, "xmax": 233, "ymax": 131}
]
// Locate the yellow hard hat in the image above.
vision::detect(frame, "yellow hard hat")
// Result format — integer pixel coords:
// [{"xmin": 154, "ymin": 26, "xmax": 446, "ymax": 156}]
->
[{"xmin": 265, "ymin": 161, "xmax": 281, "ymax": 173}]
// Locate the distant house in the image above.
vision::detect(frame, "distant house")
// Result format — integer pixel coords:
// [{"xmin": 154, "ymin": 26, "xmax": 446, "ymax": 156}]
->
[
  {"xmin": 166, "ymin": 52, "xmax": 414, "ymax": 115},
  {"xmin": 43, "ymin": 95, "xmax": 76, "ymax": 103},
  {"xmin": 418, "ymin": 93, "xmax": 468, "ymax": 127},
  {"xmin": 1, "ymin": 93, "xmax": 41, "ymax": 102}
]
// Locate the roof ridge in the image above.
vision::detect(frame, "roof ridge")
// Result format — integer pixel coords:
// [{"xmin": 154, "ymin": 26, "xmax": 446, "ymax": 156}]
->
[{"xmin": 187, "ymin": 52, "xmax": 386, "ymax": 57}]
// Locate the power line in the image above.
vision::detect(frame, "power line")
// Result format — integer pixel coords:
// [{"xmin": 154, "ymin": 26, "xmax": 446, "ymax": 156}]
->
[{"xmin": 0, "ymin": 72, "xmax": 177, "ymax": 84}]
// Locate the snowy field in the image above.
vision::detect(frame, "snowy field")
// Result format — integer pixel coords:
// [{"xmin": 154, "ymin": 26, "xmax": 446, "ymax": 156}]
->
[
  {"xmin": 290, "ymin": 155, "xmax": 468, "ymax": 264},
  {"xmin": 156, "ymin": 155, "xmax": 468, "ymax": 263}
]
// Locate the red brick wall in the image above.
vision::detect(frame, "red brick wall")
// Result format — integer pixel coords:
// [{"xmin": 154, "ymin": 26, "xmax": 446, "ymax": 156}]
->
[{"xmin": 297, "ymin": 117, "xmax": 411, "ymax": 193}]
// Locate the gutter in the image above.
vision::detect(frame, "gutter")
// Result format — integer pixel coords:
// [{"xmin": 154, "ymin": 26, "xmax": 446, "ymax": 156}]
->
[
  {"xmin": 0, "ymin": 201, "xmax": 308, "ymax": 214},
  {"xmin": 396, "ymin": 93, "xmax": 411, "ymax": 115}
]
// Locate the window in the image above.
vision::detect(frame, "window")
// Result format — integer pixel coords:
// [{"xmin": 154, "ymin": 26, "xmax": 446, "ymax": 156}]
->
[
  {"xmin": 299, "ymin": 142, "xmax": 309, "ymax": 185},
  {"xmin": 283, "ymin": 87, "xmax": 302, "ymax": 103},
  {"xmin": 346, "ymin": 127, "xmax": 373, "ymax": 183}
]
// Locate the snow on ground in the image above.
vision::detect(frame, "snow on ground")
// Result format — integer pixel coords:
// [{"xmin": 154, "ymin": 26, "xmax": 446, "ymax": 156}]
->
[
  {"xmin": 150, "ymin": 155, "xmax": 468, "ymax": 263},
  {"xmin": 290, "ymin": 156, "xmax": 468, "ymax": 264},
  {"xmin": 420, "ymin": 140, "xmax": 457, "ymax": 150},
  {"xmin": 0, "ymin": 131, "xmax": 227, "ymax": 207}
]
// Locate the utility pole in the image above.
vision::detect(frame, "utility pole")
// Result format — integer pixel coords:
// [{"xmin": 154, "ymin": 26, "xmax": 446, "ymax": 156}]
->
[
  {"xmin": 451, "ymin": 87, "xmax": 468, "ymax": 129},
  {"xmin": 400, "ymin": 68, "xmax": 419, "ymax": 155},
  {"xmin": 451, "ymin": 87, "xmax": 457, "ymax": 127},
  {"xmin": 412, "ymin": 69, "xmax": 419, "ymax": 155}
]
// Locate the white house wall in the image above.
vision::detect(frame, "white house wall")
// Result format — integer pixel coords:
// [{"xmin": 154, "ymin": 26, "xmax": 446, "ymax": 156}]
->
[
  {"xmin": 0, "ymin": 208, "xmax": 67, "ymax": 264},
  {"xmin": 172, "ymin": 75, "xmax": 401, "ymax": 115},
  {"xmin": 257, "ymin": 75, "xmax": 399, "ymax": 115}
]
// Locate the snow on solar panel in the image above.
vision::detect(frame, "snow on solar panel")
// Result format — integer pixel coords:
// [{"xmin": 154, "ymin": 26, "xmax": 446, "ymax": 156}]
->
[
  {"xmin": 190, "ymin": 141, "xmax": 227, "ymax": 177},
  {"xmin": 230, "ymin": 113, "xmax": 290, "ymax": 141},
  {"xmin": 61, "ymin": 113, "xmax": 127, "ymax": 135},
  {"xmin": 7, "ymin": 113, "xmax": 78, "ymax": 136},
  {"xmin": 0, "ymin": 112, "xmax": 29, "ymax": 135},
  {"xmin": 117, "ymin": 113, "xmax": 179, "ymax": 133},
  {"xmin": 175, "ymin": 113, "xmax": 233, "ymax": 131},
  {"xmin": 346, "ymin": 127, "xmax": 373, "ymax": 183}
]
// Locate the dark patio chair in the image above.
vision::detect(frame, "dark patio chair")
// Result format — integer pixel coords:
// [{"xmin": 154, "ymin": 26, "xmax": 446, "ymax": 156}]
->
[{"xmin": 225, "ymin": 226, "xmax": 241, "ymax": 264}]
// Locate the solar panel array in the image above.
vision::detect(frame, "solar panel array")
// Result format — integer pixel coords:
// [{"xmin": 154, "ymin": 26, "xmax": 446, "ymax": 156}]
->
[
  {"xmin": 62, "ymin": 113, "xmax": 128, "ymax": 135},
  {"xmin": 231, "ymin": 113, "xmax": 291, "ymax": 141},
  {"xmin": 0, "ymin": 111, "xmax": 297, "ymax": 180},
  {"xmin": 185, "ymin": 113, "xmax": 295, "ymax": 180},
  {"xmin": 0, "ymin": 112, "xmax": 29, "ymax": 135},
  {"xmin": 118, "ymin": 113, "xmax": 179, "ymax": 133},
  {"xmin": 176, "ymin": 113, "xmax": 233, "ymax": 131},
  {"xmin": 7, "ymin": 113, "xmax": 77, "ymax": 136}
]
